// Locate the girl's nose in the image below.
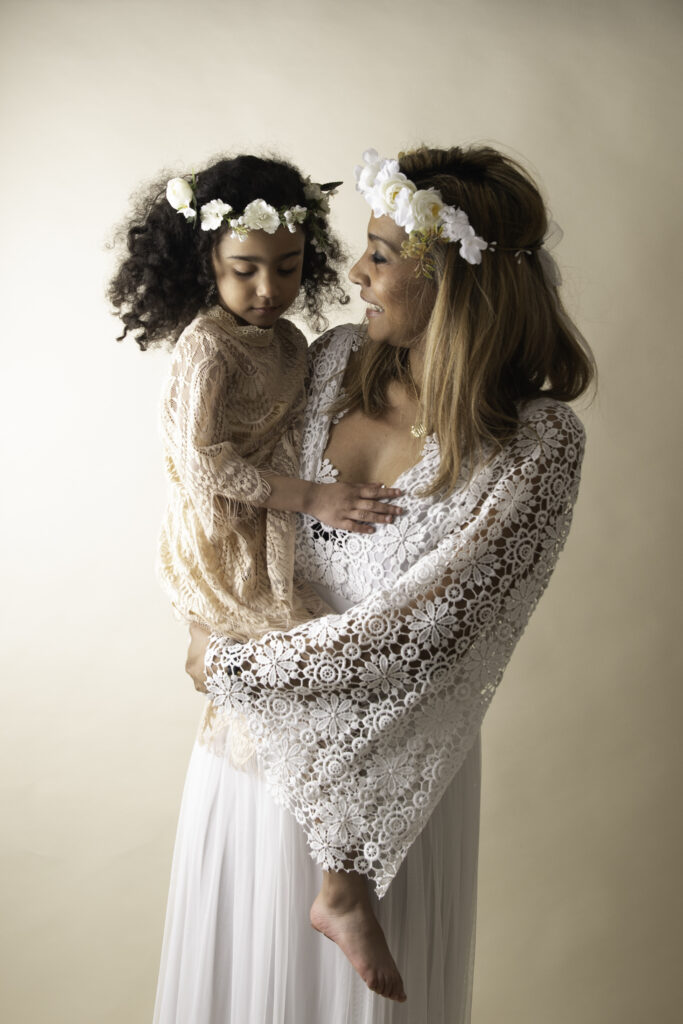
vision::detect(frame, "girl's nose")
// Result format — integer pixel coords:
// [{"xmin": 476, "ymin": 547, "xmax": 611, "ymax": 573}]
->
[{"xmin": 256, "ymin": 271, "xmax": 278, "ymax": 301}]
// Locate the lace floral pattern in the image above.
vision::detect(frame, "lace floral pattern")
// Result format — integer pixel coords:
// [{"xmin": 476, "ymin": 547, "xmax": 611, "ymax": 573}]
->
[
  {"xmin": 157, "ymin": 305, "xmax": 328, "ymax": 641},
  {"xmin": 206, "ymin": 324, "xmax": 586, "ymax": 896}
]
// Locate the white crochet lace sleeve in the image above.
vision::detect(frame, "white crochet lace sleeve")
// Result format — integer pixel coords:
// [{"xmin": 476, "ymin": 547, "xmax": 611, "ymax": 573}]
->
[
  {"xmin": 205, "ymin": 340, "xmax": 585, "ymax": 897},
  {"xmin": 161, "ymin": 327, "xmax": 272, "ymax": 541}
]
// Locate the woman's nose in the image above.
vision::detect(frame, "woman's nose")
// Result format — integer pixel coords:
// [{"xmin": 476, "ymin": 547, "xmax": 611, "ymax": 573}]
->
[{"xmin": 348, "ymin": 257, "xmax": 367, "ymax": 286}]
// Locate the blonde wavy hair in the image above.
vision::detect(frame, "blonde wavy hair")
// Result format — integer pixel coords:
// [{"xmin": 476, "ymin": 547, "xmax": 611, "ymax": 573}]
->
[{"xmin": 335, "ymin": 145, "xmax": 595, "ymax": 496}]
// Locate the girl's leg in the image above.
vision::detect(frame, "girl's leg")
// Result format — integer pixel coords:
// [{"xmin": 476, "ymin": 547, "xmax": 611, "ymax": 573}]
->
[{"xmin": 310, "ymin": 870, "xmax": 407, "ymax": 1002}]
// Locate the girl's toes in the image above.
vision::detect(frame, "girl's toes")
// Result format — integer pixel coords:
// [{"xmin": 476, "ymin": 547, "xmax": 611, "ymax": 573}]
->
[{"xmin": 392, "ymin": 975, "xmax": 406, "ymax": 1002}]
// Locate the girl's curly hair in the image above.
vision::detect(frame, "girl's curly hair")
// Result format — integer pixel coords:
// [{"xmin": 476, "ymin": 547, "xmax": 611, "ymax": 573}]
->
[{"xmin": 108, "ymin": 153, "xmax": 348, "ymax": 350}]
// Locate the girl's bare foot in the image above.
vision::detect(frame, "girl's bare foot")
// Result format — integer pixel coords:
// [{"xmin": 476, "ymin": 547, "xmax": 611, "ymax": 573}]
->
[{"xmin": 310, "ymin": 870, "xmax": 406, "ymax": 1002}]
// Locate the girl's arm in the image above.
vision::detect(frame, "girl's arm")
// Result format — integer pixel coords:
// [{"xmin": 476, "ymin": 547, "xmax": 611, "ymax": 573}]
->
[
  {"xmin": 260, "ymin": 475, "xmax": 403, "ymax": 534},
  {"xmin": 166, "ymin": 329, "xmax": 401, "ymax": 537}
]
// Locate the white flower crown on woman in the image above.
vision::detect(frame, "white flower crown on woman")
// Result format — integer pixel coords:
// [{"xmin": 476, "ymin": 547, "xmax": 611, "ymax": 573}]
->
[
  {"xmin": 166, "ymin": 176, "xmax": 339, "ymax": 251},
  {"xmin": 354, "ymin": 149, "xmax": 489, "ymax": 272}
]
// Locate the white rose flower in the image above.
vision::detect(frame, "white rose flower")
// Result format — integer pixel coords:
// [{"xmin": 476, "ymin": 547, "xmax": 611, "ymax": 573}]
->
[
  {"xmin": 369, "ymin": 172, "xmax": 415, "ymax": 219},
  {"xmin": 166, "ymin": 177, "xmax": 194, "ymax": 211},
  {"xmin": 199, "ymin": 199, "xmax": 232, "ymax": 231},
  {"xmin": 354, "ymin": 148, "xmax": 384, "ymax": 195},
  {"xmin": 373, "ymin": 159, "xmax": 401, "ymax": 184},
  {"xmin": 283, "ymin": 205, "xmax": 308, "ymax": 232},
  {"xmin": 393, "ymin": 186, "xmax": 417, "ymax": 230},
  {"xmin": 402, "ymin": 188, "xmax": 443, "ymax": 233},
  {"xmin": 439, "ymin": 205, "xmax": 471, "ymax": 242},
  {"xmin": 459, "ymin": 226, "xmax": 488, "ymax": 264},
  {"xmin": 241, "ymin": 199, "xmax": 281, "ymax": 234}
]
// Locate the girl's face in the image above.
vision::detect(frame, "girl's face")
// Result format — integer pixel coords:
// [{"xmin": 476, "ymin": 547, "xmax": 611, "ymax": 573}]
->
[
  {"xmin": 211, "ymin": 226, "xmax": 305, "ymax": 328},
  {"xmin": 349, "ymin": 215, "xmax": 433, "ymax": 348}
]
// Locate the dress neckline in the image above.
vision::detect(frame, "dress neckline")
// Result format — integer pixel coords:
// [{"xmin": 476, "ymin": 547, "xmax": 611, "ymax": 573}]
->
[
  {"xmin": 317, "ymin": 329, "xmax": 438, "ymax": 491},
  {"xmin": 204, "ymin": 304, "xmax": 277, "ymax": 348}
]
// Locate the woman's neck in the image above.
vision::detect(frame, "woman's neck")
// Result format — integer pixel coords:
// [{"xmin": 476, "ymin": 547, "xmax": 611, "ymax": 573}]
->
[{"xmin": 408, "ymin": 346, "xmax": 424, "ymax": 389}]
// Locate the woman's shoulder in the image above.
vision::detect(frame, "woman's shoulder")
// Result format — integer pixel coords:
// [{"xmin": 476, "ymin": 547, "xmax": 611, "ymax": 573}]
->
[
  {"xmin": 496, "ymin": 397, "xmax": 586, "ymax": 492},
  {"xmin": 308, "ymin": 322, "xmax": 362, "ymax": 375},
  {"xmin": 517, "ymin": 396, "xmax": 586, "ymax": 452},
  {"xmin": 311, "ymin": 322, "xmax": 360, "ymax": 348}
]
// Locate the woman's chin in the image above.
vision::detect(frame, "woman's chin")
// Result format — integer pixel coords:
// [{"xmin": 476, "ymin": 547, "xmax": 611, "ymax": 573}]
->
[
  {"xmin": 365, "ymin": 317, "xmax": 393, "ymax": 346},
  {"xmin": 365, "ymin": 321, "xmax": 414, "ymax": 350}
]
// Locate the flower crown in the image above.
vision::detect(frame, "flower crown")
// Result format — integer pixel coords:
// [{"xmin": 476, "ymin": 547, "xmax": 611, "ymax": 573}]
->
[
  {"xmin": 354, "ymin": 149, "xmax": 489, "ymax": 275},
  {"xmin": 166, "ymin": 175, "xmax": 341, "ymax": 252}
]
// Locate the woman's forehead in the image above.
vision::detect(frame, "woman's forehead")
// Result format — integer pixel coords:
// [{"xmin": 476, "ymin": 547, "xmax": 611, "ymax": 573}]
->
[{"xmin": 367, "ymin": 214, "xmax": 406, "ymax": 251}]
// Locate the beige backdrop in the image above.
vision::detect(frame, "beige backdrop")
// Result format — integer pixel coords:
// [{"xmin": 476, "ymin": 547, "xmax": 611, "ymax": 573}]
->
[{"xmin": 1, "ymin": 0, "xmax": 681, "ymax": 1021}]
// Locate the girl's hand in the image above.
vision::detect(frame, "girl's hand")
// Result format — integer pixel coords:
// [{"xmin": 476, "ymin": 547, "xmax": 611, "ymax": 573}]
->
[
  {"xmin": 186, "ymin": 623, "xmax": 210, "ymax": 693},
  {"xmin": 306, "ymin": 482, "xmax": 403, "ymax": 535}
]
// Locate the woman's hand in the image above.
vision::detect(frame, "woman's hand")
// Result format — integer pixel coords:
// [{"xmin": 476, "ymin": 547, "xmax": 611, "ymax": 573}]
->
[
  {"xmin": 186, "ymin": 623, "xmax": 210, "ymax": 693},
  {"xmin": 305, "ymin": 482, "xmax": 403, "ymax": 535}
]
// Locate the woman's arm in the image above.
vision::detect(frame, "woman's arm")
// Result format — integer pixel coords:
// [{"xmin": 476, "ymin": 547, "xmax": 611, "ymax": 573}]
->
[
  {"xmin": 190, "ymin": 402, "xmax": 584, "ymax": 896},
  {"xmin": 202, "ymin": 402, "xmax": 584, "ymax": 702}
]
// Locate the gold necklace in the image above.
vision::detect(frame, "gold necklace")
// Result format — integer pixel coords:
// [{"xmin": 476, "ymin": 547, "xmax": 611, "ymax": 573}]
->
[{"xmin": 405, "ymin": 371, "xmax": 426, "ymax": 438}]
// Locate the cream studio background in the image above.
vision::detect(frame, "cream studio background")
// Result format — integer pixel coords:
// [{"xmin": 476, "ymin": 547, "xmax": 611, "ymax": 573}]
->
[{"xmin": 1, "ymin": 0, "xmax": 681, "ymax": 1021}]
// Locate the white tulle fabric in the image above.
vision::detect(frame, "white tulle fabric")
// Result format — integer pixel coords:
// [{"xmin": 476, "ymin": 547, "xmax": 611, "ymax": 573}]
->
[
  {"xmin": 206, "ymin": 324, "xmax": 585, "ymax": 898},
  {"xmin": 153, "ymin": 725, "xmax": 481, "ymax": 1024}
]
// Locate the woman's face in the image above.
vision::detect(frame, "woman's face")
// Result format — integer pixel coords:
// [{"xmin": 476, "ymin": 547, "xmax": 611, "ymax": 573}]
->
[
  {"xmin": 211, "ymin": 226, "xmax": 305, "ymax": 328},
  {"xmin": 349, "ymin": 215, "xmax": 433, "ymax": 348}
]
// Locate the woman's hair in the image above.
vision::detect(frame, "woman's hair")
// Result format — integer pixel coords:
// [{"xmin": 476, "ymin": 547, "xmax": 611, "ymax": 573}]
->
[
  {"xmin": 336, "ymin": 144, "xmax": 596, "ymax": 495},
  {"xmin": 108, "ymin": 154, "xmax": 348, "ymax": 349}
]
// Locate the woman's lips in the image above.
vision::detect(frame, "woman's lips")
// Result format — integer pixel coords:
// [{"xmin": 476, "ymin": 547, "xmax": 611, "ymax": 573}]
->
[{"xmin": 365, "ymin": 302, "xmax": 384, "ymax": 318}]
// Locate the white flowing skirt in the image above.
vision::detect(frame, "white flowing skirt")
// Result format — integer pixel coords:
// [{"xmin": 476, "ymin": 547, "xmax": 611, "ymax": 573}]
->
[{"xmin": 153, "ymin": 726, "xmax": 481, "ymax": 1024}]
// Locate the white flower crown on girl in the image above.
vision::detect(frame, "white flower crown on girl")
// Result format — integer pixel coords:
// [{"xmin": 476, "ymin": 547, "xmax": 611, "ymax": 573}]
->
[
  {"xmin": 166, "ymin": 176, "xmax": 340, "ymax": 251},
  {"xmin": 354, "ymin": 149, "xmax": 489, "ymax": 272}
]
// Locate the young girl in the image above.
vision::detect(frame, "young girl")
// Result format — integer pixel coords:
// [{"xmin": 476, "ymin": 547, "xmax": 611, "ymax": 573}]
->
[{"xmin": 108, "ymin": 154, "xmax": 406, "ymax": 1001}]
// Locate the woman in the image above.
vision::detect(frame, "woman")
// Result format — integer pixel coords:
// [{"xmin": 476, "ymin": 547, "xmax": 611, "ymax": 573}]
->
[{"xmin": 155, "ymin": 145, "xmax": 594, "ymax": 1024}]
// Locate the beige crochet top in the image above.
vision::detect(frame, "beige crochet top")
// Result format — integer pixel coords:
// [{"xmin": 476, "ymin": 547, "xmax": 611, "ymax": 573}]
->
[{"xmin": 157, "ymin": 304, "xmax": 328, "ymax": 643}]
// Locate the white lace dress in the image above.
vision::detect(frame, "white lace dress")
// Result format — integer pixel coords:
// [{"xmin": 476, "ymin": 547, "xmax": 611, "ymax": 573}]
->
[{"xmin": 153, "ymin": 324, "xmax": 585, "ymax": 1024}]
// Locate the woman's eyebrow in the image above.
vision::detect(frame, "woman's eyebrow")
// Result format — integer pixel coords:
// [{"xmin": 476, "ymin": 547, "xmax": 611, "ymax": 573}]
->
[
  {"xmin": 226, "ymin": 249, "xmax": 303, "ymax": 262},
  {"xmin": 368, "ymin": 232, "xmax": 400, "ymax": 254}
]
